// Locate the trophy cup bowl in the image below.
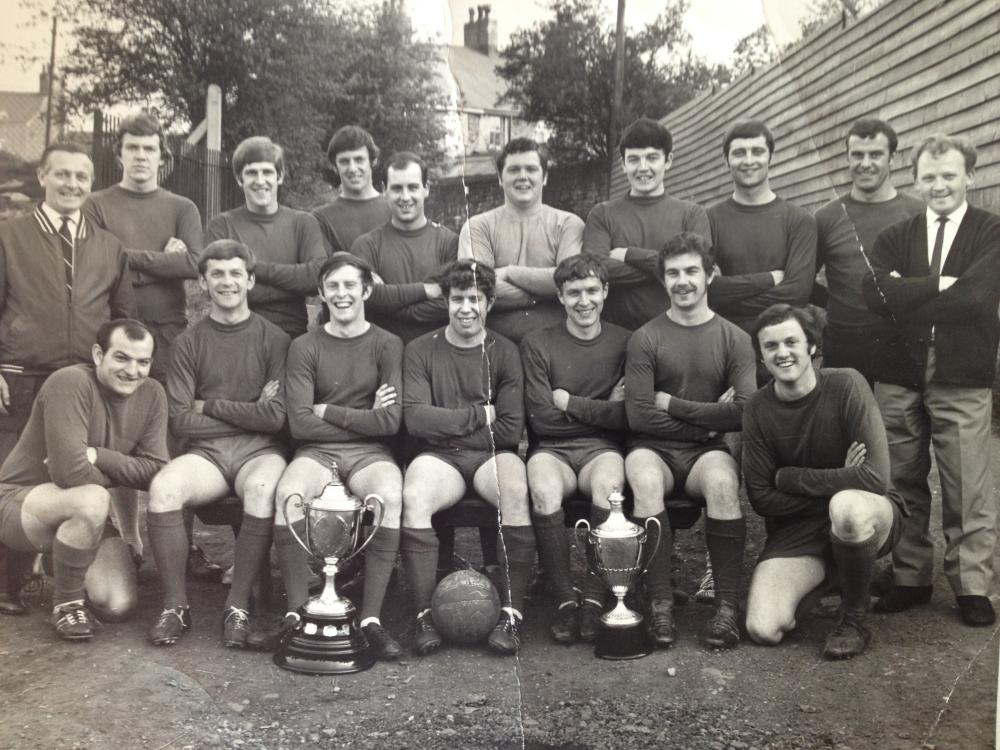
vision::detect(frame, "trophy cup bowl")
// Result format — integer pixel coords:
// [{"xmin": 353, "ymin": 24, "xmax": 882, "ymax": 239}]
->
[
  {"xmin": 274, "ymin": 466, "xmax": 385, "ymax": 675},
  {"xmin": 575, "ymin": 492, "xmax": 660, "ymax": 660}
]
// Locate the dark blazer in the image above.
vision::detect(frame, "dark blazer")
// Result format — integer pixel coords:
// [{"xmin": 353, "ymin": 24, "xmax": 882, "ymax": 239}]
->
[{"xmin": 862, "ymin": 205, "xmax": 1000, "ymax": 389}]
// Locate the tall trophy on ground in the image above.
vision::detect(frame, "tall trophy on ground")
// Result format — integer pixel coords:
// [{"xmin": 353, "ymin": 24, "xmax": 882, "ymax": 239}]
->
[
  {"xmin": 275, "ymin": 464, "xmax": 384, "ymax": 675},
  {"xmin": 575, "ymin": 491, "xmax": 660, "ymax": 660}
]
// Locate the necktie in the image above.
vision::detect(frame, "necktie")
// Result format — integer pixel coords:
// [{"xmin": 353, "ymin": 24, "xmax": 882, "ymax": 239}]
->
[
  {"xmin": 929, "ymin": 216, "xmax": 947, "ymax": 276},
  {"xmin": 58, "ymin": 216, "xmax": 74, "ymax": 295}
]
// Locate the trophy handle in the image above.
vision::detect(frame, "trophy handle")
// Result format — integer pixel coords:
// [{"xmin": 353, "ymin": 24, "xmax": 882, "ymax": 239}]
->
[
  {"xmin": 345, "ymin": 493, "xmax": 386, "ymax": 562},
  {"xmin": 282, "ymin": 493, "xmax": 311, "ymax": 554},
  {"xmin": 574, "ymin": 518, "xmax": 591, "ymax": 547},
  {"xmin": 640, "ymin": 516, "xmax": 661, "ymax": 576}
]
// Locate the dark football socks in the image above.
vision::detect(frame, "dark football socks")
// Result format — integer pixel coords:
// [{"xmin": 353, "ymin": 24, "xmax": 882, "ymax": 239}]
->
[
  {"xmin": 400, "ymin": 527, "xmax": 439, "ymax": 613},
  {"xmin": 147, "ymin": 510, "xmax": 190, "ymax": 608},
  {"xmin": 497, "ymin": 525, "xmax": 536, "ymax": 614},
  {"xmin": 360, "ymin": 527, "xmax": 400, "ymax": 621},
  {"xmin": 580, "ymin": 506, "xmax": 611, "ymax": 605},
  {"xmin": 531, "ymin": 510, "xmax": 576, "ymax": 606},
  {"xmin": 639, "ymin": 510, "xmax": 673, "ymax": 601},
  {"xmin": 225, "ymin": 514, "xmax": 273, "ymax": 611},
  {"xmin": 275, "ymin": 521, "xmax": 310, "ymax": 613},
  {"xmin": 832, "ymin": 530, "xmax": 879, "ymax": 618},
  {"xmin": 51, "ymin": 538, "xmax": 99, "ymax": 607},
  {"xmin": 705, "ymin": 516, "xmax": 747, "ymax": 605}
]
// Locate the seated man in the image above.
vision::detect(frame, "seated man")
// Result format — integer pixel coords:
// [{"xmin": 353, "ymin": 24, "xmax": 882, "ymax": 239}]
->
[
  {"xmin": 400, "ymin": 260, "xmax": 534, "ymax": 656},
  {"xmin": 520, "ymin": 253, "xmax": 629, "ymax": 644},
  {"xmin": 269, "ymin": 253, "xmax": 404, "ymax": 659},
  {"xmin": 458, "ymin": 138, "xmax": 583, "ymax": 343},
  {"xmin": 625, "ymin": 233, "xmax": 755, "ymax": 649},
  {"xmin": 0, "ymin": 319, "xmax": 167, "ymax": 639},
  {"xmin": 147, "ymin": 240, "xmax": 290, "ymax": 648},
  {"xmin": 743, "ymin": 304, "xmax": 901, "ymax": 659}
]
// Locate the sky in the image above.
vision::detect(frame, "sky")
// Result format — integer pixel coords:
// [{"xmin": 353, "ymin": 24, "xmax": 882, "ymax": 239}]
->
[{"xmin": 0, "ymin": 0, "xmax": 813, "ymax": 93}]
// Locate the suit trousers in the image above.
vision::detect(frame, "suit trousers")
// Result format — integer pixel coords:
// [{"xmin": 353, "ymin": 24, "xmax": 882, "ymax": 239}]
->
[{"xmin": 874, "ymin": 347, "xmax": 995, "ymax": 595}]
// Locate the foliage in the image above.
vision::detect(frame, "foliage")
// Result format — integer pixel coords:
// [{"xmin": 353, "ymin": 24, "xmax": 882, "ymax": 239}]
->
[
  {"xmin": 496, "ymin": 0, "xmax": 728, "ymax": 164},
  {"xmin": 798, "ymin": 0, "xmax": 882, "ymax": 38},
  {"xmin": 729, "ymin": 26, "xmax": 781, "ymax": 78}
]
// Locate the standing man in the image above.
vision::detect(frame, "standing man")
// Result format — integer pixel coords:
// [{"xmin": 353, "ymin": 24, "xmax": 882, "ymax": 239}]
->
[
  {"xmin": 400, "ymin": 260, "xmax": 534, "ymax": 656},
  {"xmin": 458, "ymin": 138, "xmax": 583, "ymax": 343},
  {"xmin": 351, "ymin": 152, "xmax": 457, "ymax": 343},
  {"xmin": 146, "ymin": 240, "xmax": 290, "ymax": 648},
  {"xmin": 863, "ymin": 134, "xmax": 1000, "ymax": 626},
  {"xmin": 0, "ymin": 320, "xmax": 167, "ymax": 639},
  {"xmin": 313, "ymin": 125, "xmax": 391, "ymax": 256},
  {"xmin": 813, "ymin": 118, "xmax": 923, "ymax": 385},
  {"xmin": 707, "ymin": 121, "xmax": 817, "ymax": 338},
  {"xmin": 583, "ymin": 117, "xmax": 711, "ymax": 330},
  {"xmin": 625, "ymin": 233, "xmax": 755, "ymax": 649},
  {"xmin": 521, "ymin": 253, "xmax": 630, "ymax": 644},
  {"xmin": 206, "ymin": 137, "xmax": 327, "ymax": 339},
  {"xmin": 742, "ymin": 304, "xmax": 901, "ymax": 659},
  {"xmin": 0, "ymin": 141, "xmax": 133, "ymax": 613},
  {"xmin": 84, "ymin": 111, "xmax": 206, "ymax": 570}
]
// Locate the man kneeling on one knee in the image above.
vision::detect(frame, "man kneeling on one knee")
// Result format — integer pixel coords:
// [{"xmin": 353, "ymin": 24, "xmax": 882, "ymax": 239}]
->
[
  {"xmin": 742, "ymin": 304, "xmax": 902, "ymax": 659},
  {"xmin": 0, "ymin": 319, "xmax": 168, "ymax": 639}
]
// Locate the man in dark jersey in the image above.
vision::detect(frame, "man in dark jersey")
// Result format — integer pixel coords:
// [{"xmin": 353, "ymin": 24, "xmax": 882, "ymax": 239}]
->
[
  {"xmin": 625, "ymin": 233, "xmax": 755, "ymax": 650},
  {"xmin": 813, "ymin": 118, "xmax": 923, "ymax": 385},
  {"xmin": 0, "ymin": 319, "xmax": 167, "ymax": 639},
  {"xmin": 313, "ymin": 126, "xmax": 391, "ymax": 256},
  {"xmin": 400, "ymin": 260, "xmax": 534, "ymax": 656},
  {"xmin": 205, "ymin": 137, "xmax": 327, "ymax": 338},
  {"xmin": 350, "ymin": 152, "xmax": 457, "ymax": 343},
  {"xmin": 264, "ymin": 253, "xmax": 404, "ymax": 659},
  {"xmin": 743, "ymin": 304, "xmax": 901, "ymax": 659},
  {"xmin": 84, "ymin": 111, "xmax": 214, "ymax": 577},
  {"xmin": 707, "ymin": 121, "xmax": 817, "ymax": 338},
  {"xmin": 146, "ymin": 240, "xmax": 290, "ymax": 649},
  {"xmin": 583, "ymin": 117, "xmax": 711, "ymax": 330},
  {"xmin": 521, "ymin": 253, "xmax": 629, "ymax": 644}
]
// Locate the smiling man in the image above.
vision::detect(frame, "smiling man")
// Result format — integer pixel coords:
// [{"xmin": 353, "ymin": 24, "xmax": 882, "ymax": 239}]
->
[
  {"xmin": 520, "ymin": 253, "xmax": 630, "ymax": 644},
  {"xmin": 400, "ymin": 259, "xmax": 534, "ymax": 656},
  {"xmin": 863, "ymin": 134, "xmax": 1000, "ymax": 627},
  {"xmin": 458, "ymin": 138, "xmax": 583, "ymax": 342},
  {"xmin": 350, "ymin": 152, "xmax": 457, "ymax": 343},
  {"xmin": 206, "ymin": 137, "xmax": 326, "ymax": 338},
  {"xmin": 813, "ymin": 119, "xmax": 923, "ymax": 385},
  {"xmin": 743, "ymin": 304, "xmax": 901, "ymax": 659},
  {"xmin": 624, "ymin": 233, "xmax": 755, "ymax": 650},
  {"xmin": 584, "ymin": 118, "xmax": 711, "ymax": 330}
]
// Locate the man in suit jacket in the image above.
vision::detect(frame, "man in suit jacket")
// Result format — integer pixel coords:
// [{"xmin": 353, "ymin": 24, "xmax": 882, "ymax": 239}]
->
[{"xmin": 863, "ymin": 134, "xmax": 1000, "ymax": 627}]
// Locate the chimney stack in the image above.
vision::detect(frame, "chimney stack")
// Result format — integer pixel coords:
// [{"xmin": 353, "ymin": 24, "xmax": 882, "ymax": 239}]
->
[{"xmin": 463, "ymin": 4, "xmax": 497, "ymax": 56}]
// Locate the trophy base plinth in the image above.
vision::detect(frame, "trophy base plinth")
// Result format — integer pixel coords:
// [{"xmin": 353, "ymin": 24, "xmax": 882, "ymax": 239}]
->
[
  {"xmin": 594, "ymin": 621, "xmax": 654, "ymax": 660},
  {"xmin": 274, "ymin": 609, "xmax": 374, "ymax": 675}
]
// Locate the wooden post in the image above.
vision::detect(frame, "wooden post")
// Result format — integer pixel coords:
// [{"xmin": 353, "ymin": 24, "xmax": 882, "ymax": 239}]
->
[
  {"xmin": 608, "ymin": 0, "xmax": 626, "ymax": 197},
  {"xmin": 44, "ymin": 18, "xmax": 57, "ymax": 147},
  {"xmin": 204, "ymin": 84, "xmax": 222, "ymax": 219}
]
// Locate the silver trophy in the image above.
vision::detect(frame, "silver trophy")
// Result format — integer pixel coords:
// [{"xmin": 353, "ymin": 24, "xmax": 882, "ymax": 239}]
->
[
  {"xmin": 274, "ymin": 463, "xmax": 385, "ymax": 675},
  {"xmin": 575, "ymin": 491, "xmax": 661, "ymax": 660}
]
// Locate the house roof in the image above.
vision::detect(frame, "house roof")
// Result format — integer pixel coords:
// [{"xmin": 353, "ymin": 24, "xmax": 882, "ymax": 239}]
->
[
  {"xmin": 438, "ymin": 45, "xmax": 519, "ymax": 116},
  {"xmin": 0, "ymin": 92, "xmax": 46, "ymax": 126}
]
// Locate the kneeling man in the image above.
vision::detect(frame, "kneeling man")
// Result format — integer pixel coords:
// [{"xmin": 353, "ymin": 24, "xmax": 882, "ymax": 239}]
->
[
  {"xmin": 0, "ymin": 319, "xmax": 167, "ymax": 639},
  {"xmin": 743, "ymin": 304, "xmax": 902, "ymax": 659},
  {"xmin": 400, "ymin": 260, "xmax": 534, "ymax": 656},
  {"xmin": 147, "ymin": 240, "xmax": 291, "ymax": 648}
]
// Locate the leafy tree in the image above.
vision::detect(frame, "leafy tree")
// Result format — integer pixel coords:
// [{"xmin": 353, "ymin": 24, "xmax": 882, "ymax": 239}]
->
[
  {"xmin": 799, "ymin": 0, "xmax": 882, "ymax": 38},
  {"xmin": 729, "ymin": 26, "xmax": 781, "ymax": 78},
  {"xmin": 496, "ymin": 0, "xmax": 727, "ymax": 164}
]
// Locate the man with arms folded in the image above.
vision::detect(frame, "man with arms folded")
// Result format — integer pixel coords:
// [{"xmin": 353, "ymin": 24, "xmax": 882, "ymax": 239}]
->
[
  {"xmin": 743, "ymin": 304, "xmax": 902, "ymax": 658},
  {"xmin": 351, "ymin": 152, "xmax": 457, "ymax": 343},
  {"xmin": 862, "ymin": 134, "xmax": 1000, "ymax": 627},
  {"xmin": 206, "ymin": 136, "xmax": 326, "ymax": 339},
  {"xmin": 521, "ymin": 253, "xmax": 630, "ymax": 645},
  {"xmin": 458, "ymin": 138, "xmax": 583, "ymax": 343},
  {"xmin": 0, "ymin": 141, "xmax": 133, "ymax": 615},
  {"xmin": 625, "ymin": 233, "xmax": 755, "ymax": 649},
  {"xmin": 147, "ymin": 240, "xmax": 290, "ymax": 648},
  {"xmin": 264, "ymin": 253, "xmax": 404, "ymax": 659},
  {"xmin": 0, "ymin": 319, "xmax": 167, "ymax": 639},
  {"xmin": 400, "ymin": 259, "xmax": 534, "ymax": 655},
  {"xmin": 583, "ymin": 117, "xmax": 711, "ymax": 330},
  {"xmin": 813, "ymin": 118, "xmax": 923, "ymax": 386},
  {"xmin": 313, "ymin": 125, "xmax": 391, "ymax": 256}
]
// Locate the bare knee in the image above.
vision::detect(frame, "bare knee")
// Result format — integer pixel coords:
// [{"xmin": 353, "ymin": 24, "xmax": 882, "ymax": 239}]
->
[
  {"xmin": 92, "ymin": 590, "xmax": 138, "ymax": 623},
  {"xmin": 829, "ymin": 491, "xmax": 874, "ymax": 541},
  {"xmin": 745, "ymin": 608, "xmax": 789, "ymax": 645},
  {"xmin": 703, "ymin": 472, "xmax": 741, "ymax": 517},
  {"xmin": 529, "ymin": 480, "xmax": 563, "ymax": 516},
  {"xmin": 73, "ymin": 486, "xmax": 111, "ymax": 530},
  {"xmin": 402, "ymin": 484, "xmax": 434, "ymax": 527},
  {"xmin": 242, "ymin": 480, "xmax": 278, "ymax": 518},
  {"xmin": 148, "ymin": 473, "xmax": 186, "ymax": 513}
]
